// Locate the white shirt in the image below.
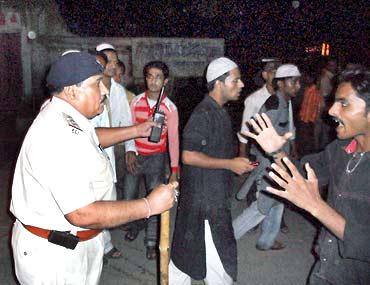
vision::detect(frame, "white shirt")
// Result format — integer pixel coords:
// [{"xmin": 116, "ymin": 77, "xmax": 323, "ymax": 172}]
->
[
  {"xmin": 90, "ymin": 102, "xmax": 117, "ymax": 182},
  {"xmin": 109, "ymin": 79, "xmax": 136, "ymax": 153},
  {"xmin": 238, "ymin": 85, "xmax": 272, "ymax": 144},
  {"xmin": 10, "ymin": 97, "xmax": 114, "ymax": 232},
  {"xmin": 320, "ymin": 69, "xmax": 334, "ymax": 98}
]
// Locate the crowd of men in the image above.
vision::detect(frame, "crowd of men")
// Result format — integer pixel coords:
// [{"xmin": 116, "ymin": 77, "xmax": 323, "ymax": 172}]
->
[{"xmin": 9, "ymin": 42, "xmax": 370, "ymax": 285}]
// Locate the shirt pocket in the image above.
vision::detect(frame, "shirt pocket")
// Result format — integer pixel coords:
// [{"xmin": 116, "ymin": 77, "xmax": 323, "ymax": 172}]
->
[{"xmin": 90, "ymin": 152, "xmax": 114, "ymax": 201}]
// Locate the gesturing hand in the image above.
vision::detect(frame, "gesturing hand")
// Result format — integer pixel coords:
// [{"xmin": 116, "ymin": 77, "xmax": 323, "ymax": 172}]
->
[
  {"xmin": 241, "ymin": 113, "xmax": 292, "ymax": 154},
  {"xmin": 229, "ymin": 157, "xmax": 257, "ymax": 175},
  {"xmin": 266, "ymin": 157, "xmax": 323, "ymax": 215}
]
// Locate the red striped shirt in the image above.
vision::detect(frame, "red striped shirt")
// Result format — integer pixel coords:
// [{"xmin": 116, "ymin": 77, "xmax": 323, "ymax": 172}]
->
[{"xmin": 130, "ymin": 92, "xmax": 179, "ymax": 173}]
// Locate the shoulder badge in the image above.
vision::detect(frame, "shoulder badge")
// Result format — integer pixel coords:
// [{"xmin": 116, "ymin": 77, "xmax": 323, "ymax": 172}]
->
[{"xmin": 62, "ymin": 112, "xmax": 83, "ymax": 134}]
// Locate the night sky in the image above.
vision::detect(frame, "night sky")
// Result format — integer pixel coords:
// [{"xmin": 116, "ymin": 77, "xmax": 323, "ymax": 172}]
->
[{"xmin": 56, "ymin": 0, "xmax": 369, "ymax": 68}]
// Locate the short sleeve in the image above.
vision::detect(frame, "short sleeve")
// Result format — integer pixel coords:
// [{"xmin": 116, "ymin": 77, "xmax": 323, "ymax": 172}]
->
[{"xmin": 41, "ymin": 131, "xmax": 97, "ymax": 214}]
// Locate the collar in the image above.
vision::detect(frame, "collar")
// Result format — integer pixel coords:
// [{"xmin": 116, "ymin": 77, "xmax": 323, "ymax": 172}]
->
[
  {"xmin": 345, "ymin": 139, "xmax": 357, "ymax": 154},
  {"xmin": 262, "ymin": 84, "xmax": 274, "ymax": 95},
  {"xmin": 143, "ymin": 90, "xmax": 169, "ymax": 109},
  {"xmin": 51, "ymin": 96, "xmax": 94, "ymax": 134},
  {"xmin": 275, "ymin": 91, "xmax": 289, "ymax": 108},
  {"xmin": 205, "ymin": 94, "xmax": 223, "ymax": 109},
  {"xmin": 344, "ymin": 139, "xmax": 370, "ymax": 155}
]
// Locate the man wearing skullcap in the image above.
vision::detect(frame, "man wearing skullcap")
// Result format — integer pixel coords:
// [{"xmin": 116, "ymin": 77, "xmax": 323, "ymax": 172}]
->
[
  {"xmin": 238, "ymin": 58, "xmax": 281, "ymax": 158},
  {"xmin": 244, "ymin": 66, "xmax": 370, "ymax": 285},
  {"xmin": 10, "ymin": 51, "xmax": 177, "ymax": 284},
  {"xmin": 92, "ymin": 43, "xmax": 136, "ymax": 261},
  {"xmin": 169, "ymin": 57, "xmax": 255, "ymax": 284},
  {"xmin": 233, "ymin": 64, "xmax": 301, "ymax": 251},
  {"xmin": 236, "ymin": 58, "xmax": 289, "ymax": 233}
]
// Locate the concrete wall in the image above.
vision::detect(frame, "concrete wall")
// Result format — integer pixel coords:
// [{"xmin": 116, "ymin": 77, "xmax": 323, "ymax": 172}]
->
[
  {"xmin": 0, "ymin": 0, "xmax": 73, "ymax": 108},
  {"xmin": 34, "ymin": 36, "xmax": 224, "ymax": 94},
  {"xmin": 0, "ymin": 1, "xmax": 224, "ymax": 112}
]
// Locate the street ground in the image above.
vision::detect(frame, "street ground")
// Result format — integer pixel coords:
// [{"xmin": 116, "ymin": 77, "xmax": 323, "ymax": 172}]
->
[{"xmin": 0, "ymin": 116, "xmax": 317, "ymax": 285}]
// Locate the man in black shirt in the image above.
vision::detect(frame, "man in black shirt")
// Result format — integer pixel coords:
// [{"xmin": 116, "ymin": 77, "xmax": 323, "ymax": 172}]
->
[
  {"xmin": 245, "ymin": 67, "xmax": 370, "ymax": 284},
  {"xmin": 169, "ymin": 57, "xmax": 255, "ymax": 284}
]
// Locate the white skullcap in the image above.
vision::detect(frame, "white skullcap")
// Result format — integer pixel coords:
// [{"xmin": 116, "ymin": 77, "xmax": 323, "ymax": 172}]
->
[
  {"xmin": 206, "ymin": 57, "xmax": 238, "ymax": 83},
  {"xmin": 275, "ymin": 64, "xmax": 301, "ymax": 78},
  {"xmin": 61, "ymin": 49, "xmax": 80, "ymax": 56},
  {"xmin": 96, "ymin": 43, "xmax": 115, "ymax": 51}
]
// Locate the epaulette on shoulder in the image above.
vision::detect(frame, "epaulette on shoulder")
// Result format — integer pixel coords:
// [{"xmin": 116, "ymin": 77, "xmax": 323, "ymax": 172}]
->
[
  {"xmin": 263, "ymin": 96, "xmax": 279, "ymax": 111},
  {"xmin": 62, "ymin": 112, "xmax": 83, "ymax": 132}
]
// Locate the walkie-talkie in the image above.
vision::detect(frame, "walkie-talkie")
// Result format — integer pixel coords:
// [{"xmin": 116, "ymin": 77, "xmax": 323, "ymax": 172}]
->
[{"xmin": 148, "ymin": 86, "xmax": 165, "ymax": 143}]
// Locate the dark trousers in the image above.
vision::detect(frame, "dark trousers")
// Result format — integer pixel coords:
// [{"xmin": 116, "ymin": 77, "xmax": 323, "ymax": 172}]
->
[{"xmin": 122, "ymin": 152, "xmax": 165, "ymax": 246}]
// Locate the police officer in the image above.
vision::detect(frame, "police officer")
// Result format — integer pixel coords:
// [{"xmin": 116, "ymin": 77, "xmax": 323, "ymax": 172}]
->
[{"xmin": 10, "ymin": 52, "xmax": 177, "ymax": 284}]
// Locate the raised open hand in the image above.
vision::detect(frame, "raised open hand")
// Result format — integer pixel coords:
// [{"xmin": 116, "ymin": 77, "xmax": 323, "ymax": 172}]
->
[
  {"xmin": 240, "ymin": 113, "xmax": 292, "ymax": 154},
  {"xmin": 266, "ymin": 157, "xmax": 322, "ymax": 215}
]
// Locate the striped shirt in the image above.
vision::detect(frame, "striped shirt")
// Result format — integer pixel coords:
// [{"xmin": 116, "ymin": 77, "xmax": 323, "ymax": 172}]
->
[{"xmin": 130, "ymin": 91, "xmax": 179, "ymax": 173}]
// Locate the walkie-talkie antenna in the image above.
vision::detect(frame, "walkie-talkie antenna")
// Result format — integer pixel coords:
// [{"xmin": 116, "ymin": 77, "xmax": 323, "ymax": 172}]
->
[{"xmin": 153, "ymin": 86, "xmax": 165, "ymax": 114}]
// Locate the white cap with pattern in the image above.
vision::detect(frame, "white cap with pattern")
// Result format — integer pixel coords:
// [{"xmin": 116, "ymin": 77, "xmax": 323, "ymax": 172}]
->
[
  {"xmin": 206, "ymin": 57, "xmax": 238, "ymax": 83},
  {"xmin": 275, "ymin": 64, "xmax": 301, "ymax": 78},
  {"xmin": 96, "ymin": 43, "xmax": 115, "ymax": 51}
]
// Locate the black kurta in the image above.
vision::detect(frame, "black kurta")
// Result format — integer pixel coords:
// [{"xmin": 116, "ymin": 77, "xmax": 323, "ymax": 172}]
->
[
  {"xmin": 171, "ymin": 95, "xmax": 237, "ymax": 280},
  {"xmin": 301, "ymin": 139, "xmax": 370, "ymax": 284}
]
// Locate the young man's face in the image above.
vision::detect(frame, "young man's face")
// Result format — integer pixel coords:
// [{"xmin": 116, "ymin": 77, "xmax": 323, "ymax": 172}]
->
[
  {"xmin": 280, "ymin": 77, "xmax": 301, "ymax": 98},
  {"xmin": 145, "ymin": 67, "xmax": 168, "ymax": 98},
  {"xmin": 327, "ymin": 60, "xmax": 337, "ymax": 74},
  {"xmin": 329, "ymin": 82, "xmax": 370, "ymax": 140},
  {"xmin": 74, "ymin": 74, "xmax": 108, "ymax": 119},
  {"xmin": 221, "ymin": 68, "xmax": 244, "ymax": 102},
  {"xmin": 103, "ymin": 50, "xmax": 118, "ymax": 78}
]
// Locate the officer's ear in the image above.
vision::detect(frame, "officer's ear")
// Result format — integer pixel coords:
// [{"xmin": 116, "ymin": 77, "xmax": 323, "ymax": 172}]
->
[{"xmin": 63, "ymin": 86, "xmax": 77, "ymax": 101}]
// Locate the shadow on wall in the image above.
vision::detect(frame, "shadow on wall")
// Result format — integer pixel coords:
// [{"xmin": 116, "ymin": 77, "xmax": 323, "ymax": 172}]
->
[{"xmin": 171, "ymin": 77, "xmax": 207, "ymax": 133}]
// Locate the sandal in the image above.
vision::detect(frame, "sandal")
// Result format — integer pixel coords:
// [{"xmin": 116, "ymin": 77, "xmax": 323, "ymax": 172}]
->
[
  {"xmin": 124, "ymin": 228, "xmax": 139, "ymax": 242},
  {"xmin": 146, "ymin": 246, "xmax": 157, "ymax": 260},
  {"xmin": 104, "ymin": 247, "xmax": 123, "ymax": 259}
]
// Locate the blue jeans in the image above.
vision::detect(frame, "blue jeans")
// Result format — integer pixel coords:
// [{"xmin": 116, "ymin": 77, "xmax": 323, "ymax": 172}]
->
[
  {"xmin": 233, "ymin": 201, "xmax": 284, "ymax": 249},
  {"xmin": 122, "ymin": 153, "xmax": 165, "ymax": 247}
]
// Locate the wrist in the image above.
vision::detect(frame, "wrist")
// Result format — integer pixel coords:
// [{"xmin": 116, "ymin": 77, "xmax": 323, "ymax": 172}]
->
[
  {"xmin": 269, "ymin": 150, "xmax": 283, "ymax": 160},
  {"xmin": 142, "ymin": 198, "xmax": 151, "ymax": 219},
  {"xmin": 134, "ymin": 125, "xmax": 140, "ymax": 138},
  {"xmin": 309, "ymin": 199, "xmax": 325, "ymax": 219},
  {"xmin": 226, "ymin": 159, "xmax": 234, "ymax": 171}
]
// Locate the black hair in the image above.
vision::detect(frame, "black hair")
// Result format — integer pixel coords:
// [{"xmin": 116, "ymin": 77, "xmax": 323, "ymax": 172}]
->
[
  {"xmin": 143, "ymin": 61, "xmax": 169, "ymax": 79},
  {"xmin": 206, "ymin": 72, "xmax": 230, "ymax": 92},
  {"xmin": 339, "ymin": 66, "xmax": 370, "ymax": 112}
]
